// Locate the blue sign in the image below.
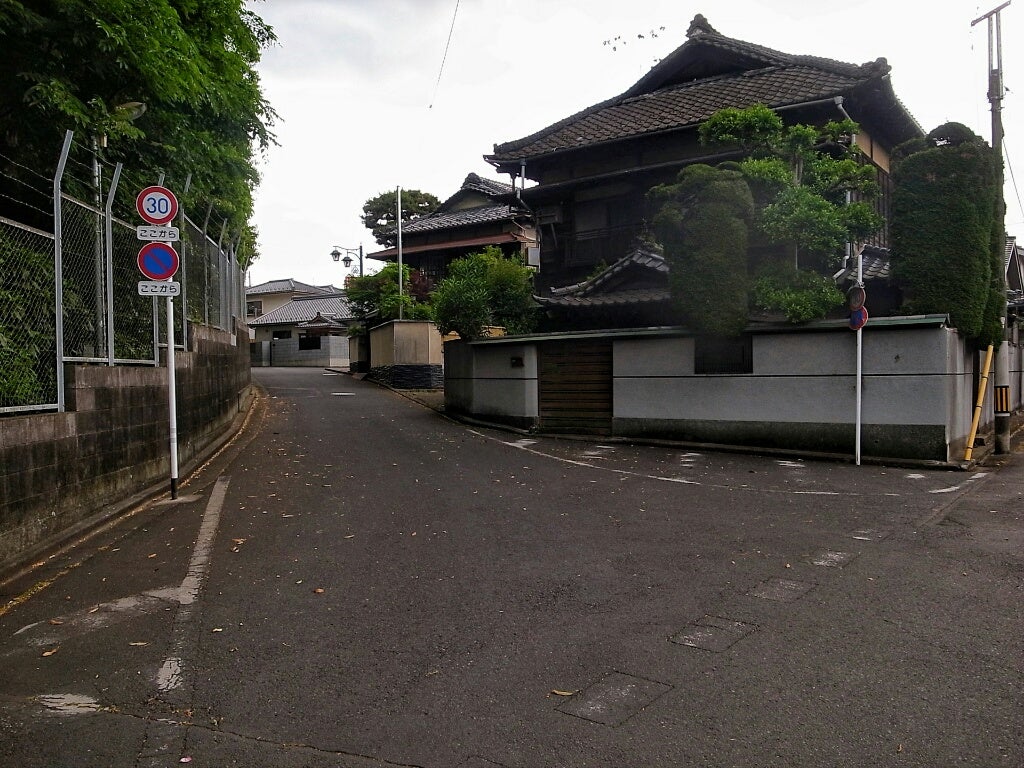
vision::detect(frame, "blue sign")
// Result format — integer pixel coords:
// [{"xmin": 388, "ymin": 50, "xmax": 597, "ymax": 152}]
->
[{"xmin": 137, "ymin": 242, "xmax": 180, "ymax": 280}]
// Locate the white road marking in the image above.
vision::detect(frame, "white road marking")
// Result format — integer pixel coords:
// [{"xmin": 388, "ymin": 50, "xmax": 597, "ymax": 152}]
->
[
  {"xmin": 159, "ymin": 476, "xmax": 230, "ymax": 691},
  {"xmin": 331, "ymin": 392, "xmax": 355, "ymax": 396},
  {"xmin": 36, "ymin": 693, "xmax": 102, "ymax": 716}
]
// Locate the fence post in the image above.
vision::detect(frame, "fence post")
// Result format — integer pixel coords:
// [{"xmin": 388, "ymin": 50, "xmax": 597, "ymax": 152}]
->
[
  {"xmin": 180, "ymin": 173, "xmax": 191, "ymax": 350},
  {"xmin": 52, "ymin": 131, "xmax": 74, "ymax": 412},
  {"xmin": 202, "ymin": 203, "xmax": 213, "ymax": 326},
  {"xmin": 104, "ymin": 162, "xmax": 123, "ymax": 365},
  {"xmin": 217, "ymin": 220, "xmax": 228, "ymax": 330}
]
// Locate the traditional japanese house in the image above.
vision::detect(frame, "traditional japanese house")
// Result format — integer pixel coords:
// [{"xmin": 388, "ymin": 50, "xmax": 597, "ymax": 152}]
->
[
  {"xmin": 367, "ymin": 173, "xmax": 537, "ymax": 283},
  {"xmin": 485, "ymin": 14, "xmax": 923, "ymax": 309}
]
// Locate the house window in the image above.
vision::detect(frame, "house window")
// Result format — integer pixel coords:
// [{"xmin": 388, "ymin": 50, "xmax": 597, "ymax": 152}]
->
[
  {"xmin": 272, "ymin": 330, "xmax": 292, "ymax": 340},
  {"xmin": 694, "ymin": 335, "xmax": 752, "ymax": 374},
  {"xmin": 298, "ymin": 336, "xmax": 322, "ymax": 350},
  {"xmin": 246, "ymin": 300, "xmax": 263, "ymax": 318}
]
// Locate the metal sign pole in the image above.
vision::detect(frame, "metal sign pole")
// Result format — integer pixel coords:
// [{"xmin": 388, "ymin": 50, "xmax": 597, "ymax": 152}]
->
[{"xmin": 166, "ymin": 294, "xmax": 179, "ymax": 498}]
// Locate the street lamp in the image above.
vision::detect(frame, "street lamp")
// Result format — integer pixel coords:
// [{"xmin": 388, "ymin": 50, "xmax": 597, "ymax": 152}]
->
[{"xmin": 330, "ymin": 245, "xmax": 364, "ymax": 277}]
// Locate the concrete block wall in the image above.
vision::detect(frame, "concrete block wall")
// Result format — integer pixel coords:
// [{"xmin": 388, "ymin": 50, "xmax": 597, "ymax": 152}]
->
[
  {"xmin": 0, "ymin": 322, "xmax": 250, "ymax": 570},
  {"xmin": 268, "ymin": 336, "xmax": 349, "ymax": 367}
]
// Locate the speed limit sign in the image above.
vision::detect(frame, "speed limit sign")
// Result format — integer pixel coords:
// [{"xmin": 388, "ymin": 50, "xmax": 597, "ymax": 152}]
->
[{"xmin": 136, "ymin": 185, "xmax": 179, "ymax": 225}]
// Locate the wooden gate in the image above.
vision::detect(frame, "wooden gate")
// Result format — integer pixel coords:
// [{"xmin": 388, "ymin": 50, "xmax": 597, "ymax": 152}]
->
[{"xmin": 538, "ymin": 340, "xmax": 613, "ymax": 435}]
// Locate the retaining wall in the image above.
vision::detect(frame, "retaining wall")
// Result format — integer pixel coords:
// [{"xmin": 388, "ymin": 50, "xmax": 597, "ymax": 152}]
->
[{"xmin": 0, "ymin": 322, "xmax": 251, "ymax": 570}]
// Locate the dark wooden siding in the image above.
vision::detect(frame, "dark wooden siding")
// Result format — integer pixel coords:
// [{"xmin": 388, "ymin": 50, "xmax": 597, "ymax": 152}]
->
[{"xmin": 538, "ymin": 341, "xmax": 613, "ymax": 435}]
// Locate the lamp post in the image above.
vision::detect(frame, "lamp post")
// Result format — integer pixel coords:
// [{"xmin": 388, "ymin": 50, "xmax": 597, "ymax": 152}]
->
[{"xmin": 330, "ymin": 244, "xmax": 364, "ymax": 277}]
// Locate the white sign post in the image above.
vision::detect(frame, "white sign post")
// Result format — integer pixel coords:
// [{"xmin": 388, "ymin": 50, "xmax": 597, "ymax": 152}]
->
[{"xmin": 136, "ymin": 185, "xmax": 181, "ymax": 498}]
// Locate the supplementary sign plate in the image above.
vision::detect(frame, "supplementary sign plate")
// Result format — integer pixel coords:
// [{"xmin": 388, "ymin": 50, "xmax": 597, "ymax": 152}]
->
[
  {"xmin": 137, "ymin": 225, "xmax": 180, "ymax": 242},
  {"xmin": 138, "ymin": 281, "xmax": 181, "ymax": 296}
]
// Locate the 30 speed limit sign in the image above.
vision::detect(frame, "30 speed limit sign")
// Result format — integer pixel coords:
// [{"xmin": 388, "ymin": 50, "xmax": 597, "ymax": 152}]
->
[{"xmin": 136, "ymin": 185, "xmax": 179, "ymax": 225}]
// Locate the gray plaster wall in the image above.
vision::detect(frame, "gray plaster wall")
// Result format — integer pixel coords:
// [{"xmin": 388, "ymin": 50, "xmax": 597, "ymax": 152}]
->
[
  {"xmin": 444, "ymin": 340, "xmax": 538, "ymax": 429},
  {"xmin": 0, "ymin": 322, "xmax": 251, "ymax": 570},
  {"xmin": 447, "ymin": 323, "xmax": 992, "ymax": 462},
  {"xmin": 615, "ymin": 327, "xmax": 970, "ymax": 460}
]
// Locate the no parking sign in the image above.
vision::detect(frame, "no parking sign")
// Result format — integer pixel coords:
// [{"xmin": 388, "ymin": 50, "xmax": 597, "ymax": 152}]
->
[{"xmin": 137, "ymin": 241, "xmax": 179, "ymax": 280}]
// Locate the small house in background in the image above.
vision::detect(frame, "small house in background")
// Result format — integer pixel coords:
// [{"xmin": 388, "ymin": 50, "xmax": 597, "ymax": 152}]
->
[
  {"xmin": 245, "ymin": 278, "xmax": 341, "ymax": 321},
  {"xmin": 367, "ymin": 173, "xmax": 537, "ymax": 283},
  {"xmin": 248, "ymin": 292, "xmax": 353, "ymax": 367},
  {"xmin": 485, "ymin": 13, "xmax": 922, "ymax": 316}
]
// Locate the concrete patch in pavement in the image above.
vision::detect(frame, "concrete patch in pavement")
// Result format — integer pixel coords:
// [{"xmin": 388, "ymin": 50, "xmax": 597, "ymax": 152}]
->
[
  {"xmin": 748, "ymin": 578, "xmax": 816, "ymax": 602},
  {"xmin": 556, "ymin": 671, "xmax": 671, "ymax": 726},
  {"xmin": 809, "ymin": 550, "xmax": 858, "ymax": 568},
  {"xmin": 670, "ymin": 615, "xmax": 757, "ymax": 652}
]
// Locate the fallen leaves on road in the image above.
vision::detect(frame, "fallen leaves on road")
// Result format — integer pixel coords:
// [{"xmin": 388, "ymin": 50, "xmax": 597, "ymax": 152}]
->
[
  {"xmin": 550, "ymin": 689, "xmax": 576, "ymax": 697},
  {"xmin": 313, "ymin": 588, "xmax": 325, "ymax": 594},
  {"xmin": 41, "ymin": 647, "xmax": 60, "ymax": 657},
  {"xmin": 212, "ymin": 628, "xmax": 224, "ymax": 633},
  {"xmin": 129, "ymin": 642, "xmax": 148, "ymax": 647},
  {"xmin": 48, "ymin": 619, "xmax": 63, "ymax": 625}
]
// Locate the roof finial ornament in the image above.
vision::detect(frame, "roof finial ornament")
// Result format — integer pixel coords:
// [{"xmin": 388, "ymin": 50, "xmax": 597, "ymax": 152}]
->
[{"xmin": 686, "ymin": 14, "xmax": 718, "ymax": 38}]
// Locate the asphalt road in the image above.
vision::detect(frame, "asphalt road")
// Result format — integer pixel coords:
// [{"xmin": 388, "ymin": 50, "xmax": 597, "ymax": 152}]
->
[{"xmin": 1, "ymin": 367, "xmax": 1021, "ymax": 767}]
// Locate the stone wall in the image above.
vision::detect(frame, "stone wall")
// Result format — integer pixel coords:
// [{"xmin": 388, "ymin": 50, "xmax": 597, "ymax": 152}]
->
[{"xmin": 0, "ymin": 322, "xmax": 251, "ymax": 570}]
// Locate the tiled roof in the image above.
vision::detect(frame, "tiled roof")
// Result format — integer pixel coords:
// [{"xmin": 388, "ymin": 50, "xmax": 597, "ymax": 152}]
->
[
  {"xmin": 249, "ymin": 293, "xmax": 353, "ymax": 325},
  {"xmin": 460, "ymin": 172, "xmax": 514, "ymax": 197},
  {"xmin": 549, "ymin": 245, "xmax": 668, "ymax": 297},
  {"xmin": 835, "ymin": 245, "xmax": 891, "ymax": 283},
  {"xmin": 535, "ymin": 287, "xmax": 671, "ymax": 309},
  {"xmin": 488, "ymin": 15, "xmax": 919, "ymax": 164},
  {"xmin": 399, "ymin": 203, "xmax": 525, "ymax": 235},
  {"xmin": 538, "ymin": 245, "xmax": 671, "ymax": 308},
  {"xmin": 246, "ymin": 279, "xmax": 331, "ymax": 296}
]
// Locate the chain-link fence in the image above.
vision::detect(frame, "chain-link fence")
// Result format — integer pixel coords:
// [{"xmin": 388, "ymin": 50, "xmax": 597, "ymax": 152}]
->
[{"xmin": 0, "ymin": 131, "xmax": 246, "ymax": 414}]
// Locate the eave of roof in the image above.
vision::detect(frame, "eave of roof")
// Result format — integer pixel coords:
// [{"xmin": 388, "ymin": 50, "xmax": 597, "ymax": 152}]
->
[
  {"xmin": 399, "ymin": 203, "xmax": 528, "ymax": 235},
  {"xmin": 369, "ymin": 232, "xmax": 526, "ymax": 261}
]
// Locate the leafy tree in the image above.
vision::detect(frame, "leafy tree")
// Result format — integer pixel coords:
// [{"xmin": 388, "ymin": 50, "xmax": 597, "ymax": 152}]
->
[
  {"xmin": 648, "ymin": 164, "xmax": 754, "ymax": 336},
  {"xmin": 649, "ymin": 104, "xmax": 882, "ymax": 326},
  {"xmin": 432, "ymin": 247, "xmax": 538, "ymax": 339},
  {"xmin": 362, "ymin": 189, "xmax": 441, "ymax": 247},
  {"xmin": 891, "ymin": 123, "xmax": 1001, "ymax": 344},
  {"xmin": 345, "ymin": 263, "xmax": 432, "ymax": 326},
  {"xmin": 752, "ymin": 263, "xmax": 844, "ymax": 323},
  {"xmin": 699, "ymin": 104, "xmax": 881, "ymax": 267},
  {"xmin": 0, "ymin": 0, "xmax": 276, "ymax": 252}
]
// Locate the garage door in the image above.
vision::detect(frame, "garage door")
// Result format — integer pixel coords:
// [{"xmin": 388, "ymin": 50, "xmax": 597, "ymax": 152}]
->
[{"xmin": 538, "ymin": 340, "xmax": 612, "ymax": 435}]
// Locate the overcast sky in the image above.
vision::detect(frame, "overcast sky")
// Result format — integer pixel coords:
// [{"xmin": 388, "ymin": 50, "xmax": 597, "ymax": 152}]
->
[{"xmin": 245, "ymin": 0, "xmax": 1024, "ymax": 288}]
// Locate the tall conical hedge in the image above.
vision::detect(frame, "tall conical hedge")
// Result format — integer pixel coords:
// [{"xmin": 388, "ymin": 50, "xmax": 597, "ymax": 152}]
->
[{"xmin": 891, "ymin": 123, "xmax": 1001, "ymax": 344}]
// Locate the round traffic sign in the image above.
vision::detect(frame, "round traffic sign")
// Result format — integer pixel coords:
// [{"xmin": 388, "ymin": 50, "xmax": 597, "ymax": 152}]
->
[
  {"xmin": 137, "ymin": 242, "xmax": 180, "ymax": 280},
  {"xmin": 849, "ymin": 305, "xmax": 869, "ymax": 331},
  {"xmin": 136, "ymin": 185, "xmax": 179, "ymax": 225}
]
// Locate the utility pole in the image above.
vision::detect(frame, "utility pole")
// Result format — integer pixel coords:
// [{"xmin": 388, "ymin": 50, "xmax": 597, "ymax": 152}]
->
[{"xmin": 972, "ymin": 1, "xmax": 1012, "ymax": 453}]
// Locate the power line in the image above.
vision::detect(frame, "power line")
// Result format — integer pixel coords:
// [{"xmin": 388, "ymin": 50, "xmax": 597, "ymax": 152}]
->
[
  {"xmin": 1004, "ymin": 138, "xmax": 1024, "ymax": 225},
  {"xmin": 429, "ymin": 0, "xmax": 460, "ymax": 109}
]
